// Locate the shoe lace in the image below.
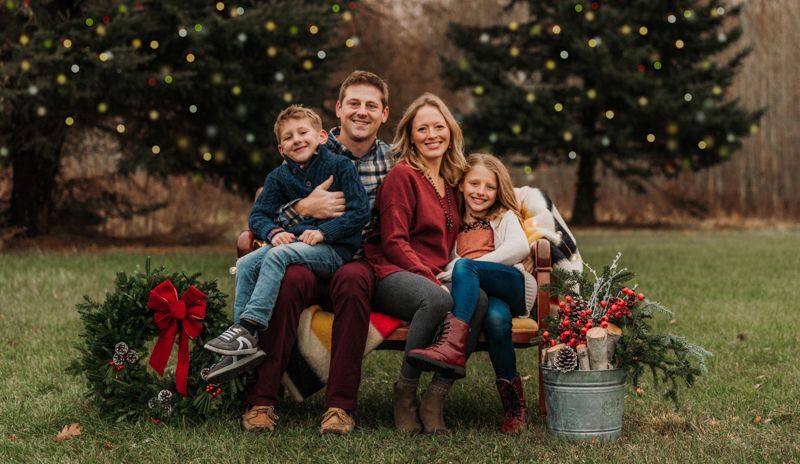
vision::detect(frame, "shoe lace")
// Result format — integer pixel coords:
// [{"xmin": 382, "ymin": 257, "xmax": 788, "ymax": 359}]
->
[
  {"xmin": 219, "ymin": 327, "xmax": 239, "ymax": 341},
  {"xmin": 249, "ymin": 405, "xmax": 279, "ymax": 424},
  {"xmin": 430, "ymin": 320, "xmax": 452, "ymax": 348},
  {"xmin": 504, "ymin": 386, "xmax": 522, "ymax": 417},
  {"xmin": 322, "ymin": 408, "xmax": 350, "ymax": 425}
]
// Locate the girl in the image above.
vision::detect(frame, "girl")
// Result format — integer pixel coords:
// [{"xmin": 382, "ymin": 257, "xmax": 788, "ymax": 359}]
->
[
  {"xmin": 366, "ymin": 93, "xmax": 487, "ymax": 434},
  {"xmin": 407, "ymin": 153, "xmax": 535, "ymax": 434}
]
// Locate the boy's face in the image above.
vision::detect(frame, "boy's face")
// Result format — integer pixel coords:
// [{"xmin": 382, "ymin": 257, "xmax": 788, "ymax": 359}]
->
[
  {"xmin": 335, "ymin": 84, "xmax": 388, "ymax": 143},
  {"xmin": 277, "ymin": 117, "xmax": 328, "ymax": 166}
]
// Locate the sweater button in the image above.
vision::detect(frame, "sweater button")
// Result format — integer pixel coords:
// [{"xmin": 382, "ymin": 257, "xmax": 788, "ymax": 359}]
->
[{"xmin": 306, "ymin": 181, "xmax": 312, "ymax": 187}]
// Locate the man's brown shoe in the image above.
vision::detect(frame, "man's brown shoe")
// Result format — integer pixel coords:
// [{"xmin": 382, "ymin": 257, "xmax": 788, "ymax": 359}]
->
[
  {"xmin": 241, "ymin": 405, "xmax": 278, "ymax": 432},
  {"xmin": 320, "ymin": 407, "xmax": 355, "ymax": 435}
]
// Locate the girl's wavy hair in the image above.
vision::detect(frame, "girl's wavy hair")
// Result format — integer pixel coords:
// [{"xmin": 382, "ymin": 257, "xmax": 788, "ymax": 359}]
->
[
  {"xmin": 390, "ymin": 93, "xmax": 467, "ymax": 187},
  {"xmin": 462, "ymin": 153, "xmax": 521, "ymax": 221}
]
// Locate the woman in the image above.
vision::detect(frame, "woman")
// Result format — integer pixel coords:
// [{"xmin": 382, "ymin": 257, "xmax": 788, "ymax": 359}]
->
[{"xmin": 364, "ymin": 93, "xmax": 485, "ymax": 434}]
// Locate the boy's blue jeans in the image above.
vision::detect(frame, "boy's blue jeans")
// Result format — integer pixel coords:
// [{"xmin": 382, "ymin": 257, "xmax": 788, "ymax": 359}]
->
[
  {"xmin": 234, "ymin": 242, "xmax": 344, "ymax": 328},
  {"xmin": 451, "ymin": 259, "xmax": 526, "ymax": 381}
]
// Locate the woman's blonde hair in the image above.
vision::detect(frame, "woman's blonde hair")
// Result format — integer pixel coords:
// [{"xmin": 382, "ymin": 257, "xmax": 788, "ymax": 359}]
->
[
  {"xmin": 463, "ymin": 153, "xmax": 521, "ymax": 221},
  {"xmin": 391, "ymin": 93, "xmax": 467, "ymax": 187}
]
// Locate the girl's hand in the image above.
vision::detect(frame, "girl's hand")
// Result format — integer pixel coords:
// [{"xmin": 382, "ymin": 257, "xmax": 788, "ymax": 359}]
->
[
  {"xmin": 271, "ymin": 232, "xmax": 296, "ymax": 246},
  {"xmin": 298, "ymin": 229, "xmax": 325, "ymax": 245}
]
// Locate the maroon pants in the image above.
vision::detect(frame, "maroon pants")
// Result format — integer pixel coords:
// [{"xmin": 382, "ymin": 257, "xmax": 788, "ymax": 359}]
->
[{"xmin": 245, "ymin": 259, "xmax": 374, "ymax": 411}]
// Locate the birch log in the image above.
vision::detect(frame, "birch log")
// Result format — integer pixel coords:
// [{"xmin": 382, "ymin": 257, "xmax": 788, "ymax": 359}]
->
[
  {"xmin": 545, "ymin": 343, "xmax": 566, "ymax": 366},
  {"xmin": 605, "ymin": 323, "xmax": 622, "ymax": 367},
  {"xmin": 576, "ymin": 343, "xmax": 590, "ymax": 370},
  {"xmin": 586, "ymin": 327, "xmax": 610, "ymax": 370}
]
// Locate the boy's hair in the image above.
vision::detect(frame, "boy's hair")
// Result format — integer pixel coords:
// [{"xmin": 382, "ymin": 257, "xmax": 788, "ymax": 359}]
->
[
  {"xmin": 463, "ymin": 153, "xmax": 521, "ymax": 221},
  {"xmin": 338, "ymin": 70, "xmax": 389, "ymax": 108},
  {"xmin": 273, "ymin": 105, "xmax": 323, "ymax": 142},
  {"xmin": 391, "ymin": 93, "xmax": 467, "ymax": 187}
]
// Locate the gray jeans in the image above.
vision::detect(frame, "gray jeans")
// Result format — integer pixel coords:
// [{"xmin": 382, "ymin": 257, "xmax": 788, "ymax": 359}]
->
[{"xmin": 373, "ymin": 271, "xmax": 488, "ymax": 381}]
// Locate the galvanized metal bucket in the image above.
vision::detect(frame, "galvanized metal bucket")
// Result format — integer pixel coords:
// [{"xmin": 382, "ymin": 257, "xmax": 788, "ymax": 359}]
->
[{"xmin": 542, "ymin": 366, "xmax": 626, "ymax": 442}]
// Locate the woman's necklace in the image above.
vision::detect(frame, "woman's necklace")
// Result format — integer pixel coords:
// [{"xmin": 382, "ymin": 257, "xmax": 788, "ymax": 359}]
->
[{"xmin": 424, "ymin": 173, "xmax": 454, "ymax": 231}]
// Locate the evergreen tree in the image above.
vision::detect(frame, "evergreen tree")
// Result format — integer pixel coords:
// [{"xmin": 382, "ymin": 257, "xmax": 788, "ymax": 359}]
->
[
  {"xmin": 443, "ymin": 0, "xmax": 763, "ymax": 225},
  {"xmin": 0, "ymin": 0, "xmax": 355, "ymax": 235}
]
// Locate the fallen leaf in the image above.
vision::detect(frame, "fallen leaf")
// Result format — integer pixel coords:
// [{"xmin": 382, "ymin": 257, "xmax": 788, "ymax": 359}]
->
[
  {"xmin": 7, "ymin": 433, "xmax": 17, "ymax": 441},
  {"xmin": 705, "ymin": 418, "xmax": 720, "ymax": 427},
  {"xmin": 753, "ymin": 383, "xmax": 762, "ymax": 389},
  {"xmin": 669, "ymin": 319, "xmax": 677, "ymax": 325},
  {"xmin": 55, "ymin": 423, "xmax": 81, "ymax": 442},
  {"xmin": 753, "ymin": 415, "xmax": 762, "ymax": 425},
  {"xmin": 103, "ymin": 441, "xmax": 113, "ymax": 450},
  {"xmin": 763, "ymin": 418, "xmax": 773, "ymax": 425},
  {"xmin": 756, "ymin": 375, "xmax": 767, "ymax": 380},
  {"xmin": 636, "ymin": 387, "xmax": 644, "ymax": 397},
  {"xmin": 0, "ymin": 313, "xmax": 6, "ymax": 321}
]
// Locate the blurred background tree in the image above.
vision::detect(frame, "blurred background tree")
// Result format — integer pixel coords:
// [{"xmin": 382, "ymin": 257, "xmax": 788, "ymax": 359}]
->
[
  {"xmin": 0, "ymin": 0, "xmax": 353, "ymax": 236},
  {"xmin": 443, "ymin": 0, "xmax": 763, "ymax": 225}
]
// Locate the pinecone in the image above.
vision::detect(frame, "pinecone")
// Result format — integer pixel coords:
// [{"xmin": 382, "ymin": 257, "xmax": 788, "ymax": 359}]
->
[
  {"xmin": 555, "ymin": 346, "xmax": 578, "ymax": 373},
  {"xmin": 114, "ymin": 342, "xmax": 129, "ymax": 355}
]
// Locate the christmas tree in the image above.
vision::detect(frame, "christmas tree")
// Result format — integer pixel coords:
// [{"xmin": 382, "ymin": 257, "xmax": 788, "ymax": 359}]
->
[
  {"xmin": 443, "ymin": 0, "xmax": 763, "ymax": 225},
  {"xmin": 0, "ymin": 0, "xmax": 355, "ymax": 235}
]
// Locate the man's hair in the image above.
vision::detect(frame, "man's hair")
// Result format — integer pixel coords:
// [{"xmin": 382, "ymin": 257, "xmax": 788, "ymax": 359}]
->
[
  {"xmin": 273, "ymin": 105, "xmax": 323, "ymax": 142},
  {"xmin": 338, "ymin": 70, "xmax": 389, "ymax": 108}
]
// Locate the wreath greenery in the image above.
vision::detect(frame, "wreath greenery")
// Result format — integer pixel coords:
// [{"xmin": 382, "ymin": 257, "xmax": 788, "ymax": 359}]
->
[{"xmin": 70, "ymin": 260, "xmax": 251, "ymax": 423}]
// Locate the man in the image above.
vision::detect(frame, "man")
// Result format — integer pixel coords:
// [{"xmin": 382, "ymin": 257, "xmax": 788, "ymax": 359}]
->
[{"xmin": 241, "ymin": 70, "xmax": 391, "ymax": 435}]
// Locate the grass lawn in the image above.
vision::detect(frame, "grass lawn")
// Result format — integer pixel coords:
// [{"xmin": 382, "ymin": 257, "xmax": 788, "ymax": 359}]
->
[{"xmin": 1, "ymin": 230, "xmax": 799, "ymax": 463}]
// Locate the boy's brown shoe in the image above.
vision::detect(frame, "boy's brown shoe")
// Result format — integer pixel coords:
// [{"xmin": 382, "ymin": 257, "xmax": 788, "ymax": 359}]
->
[
  {"xmin": 320, "ymin": 407, "xmax": 355, "ymax": 435},
  {"xmin": 241, "ymin": 405, "xmax": 278, "ymax": 433}
]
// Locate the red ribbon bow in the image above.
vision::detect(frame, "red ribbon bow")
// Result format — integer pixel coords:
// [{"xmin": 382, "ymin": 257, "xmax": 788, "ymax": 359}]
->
[{"xmin": 146, "ymin": 279, "xmax": 206, "ymax": 396}]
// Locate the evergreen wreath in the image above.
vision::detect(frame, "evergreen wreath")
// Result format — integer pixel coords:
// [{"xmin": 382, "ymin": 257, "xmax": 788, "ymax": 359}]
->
[
  {"xmin": 545, "ymin": 253, "xmax": 712, "ymax": 405},
  {"xmin": 70, "ymin": 260, "xmax": 251, "ymax": 423}
]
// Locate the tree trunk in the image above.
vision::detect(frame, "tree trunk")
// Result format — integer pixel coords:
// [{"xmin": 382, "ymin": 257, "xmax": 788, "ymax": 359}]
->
[
  {"xmin": 8, "ymin": 145, "xmax": 61, "ymax": 236},
  {"xmin": 571, "ymin": 152, "xmax": 598, "ymax": 226}
]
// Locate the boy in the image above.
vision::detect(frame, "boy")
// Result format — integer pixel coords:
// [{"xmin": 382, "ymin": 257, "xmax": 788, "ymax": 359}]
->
[{"xmin": 204, "ymin": 105, "xmax": 370, "ymax": 383}]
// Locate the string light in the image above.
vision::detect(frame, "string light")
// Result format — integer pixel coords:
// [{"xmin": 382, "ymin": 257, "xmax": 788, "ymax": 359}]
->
[{"xmin": 152, "ymin": 145, "xmax": 161, "ymax": 154}]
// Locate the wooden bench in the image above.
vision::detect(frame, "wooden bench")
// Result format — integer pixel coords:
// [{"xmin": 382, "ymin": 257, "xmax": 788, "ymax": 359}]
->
[{"xmin": 236, "ymin": 227, "xmax": 552, "ymax": 417}]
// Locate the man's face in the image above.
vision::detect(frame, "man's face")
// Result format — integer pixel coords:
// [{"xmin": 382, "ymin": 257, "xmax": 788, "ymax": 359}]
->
[
  {"xmin": 335, "ymin": 84, "xmax": 389, "ymax": 144},
  {"xmin": 277, "ymin": 117, "xmax": 328, "ymax": 167}
]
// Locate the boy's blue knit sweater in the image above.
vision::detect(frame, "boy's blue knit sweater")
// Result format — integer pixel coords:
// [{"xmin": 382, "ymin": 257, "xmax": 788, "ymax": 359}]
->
[{"xmin": 248, "ymin": 145, "xmax": 370, "ymax": 261}]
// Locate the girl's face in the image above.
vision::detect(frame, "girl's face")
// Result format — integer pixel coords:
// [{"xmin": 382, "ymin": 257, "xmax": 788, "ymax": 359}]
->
[
  {"xmin": 411, "ymin": 105, "xmax": 451, "ymax": 168},
  {"xmin": 459, "ymin": 164, "xmax": 498, "ymax": 218}
]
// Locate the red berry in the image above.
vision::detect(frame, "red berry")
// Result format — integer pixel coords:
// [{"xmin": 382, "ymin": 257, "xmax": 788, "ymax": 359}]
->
[
  {"xmin": 585, "ymin": 322, "xmax": 593, "ymax": 329},
  {"xmin": 600, "ymin": 300, "xmax": 607, "ymax": 308},
  {"xmin": 580, "ymin": 327, "xmax": 588, "ymax": 334},
  {"xmin": 622, "ymin": 287, "xmax": 629, "ymax": 293},
  {"xmin": 565, "ymin": 296, "xmax": 573, "ymax": 302},
  {"xmin": 601, "ymin": 322, "xmax": 609, "ymax": 328},
  {"xmin": 542, "ymin": 331, "xmax": 550, "ymax": 338},
  {"xmin": 559, "ymin": 301, "xmax": 566, "ymax": 308},
  {"xmin": 550, "ymin": 339, "xmax": 557, "ymax": 347},
  {"xmin": 564, "ymin": 308, "xmax": 571, "ymax": 315},
  {"xmin": 638, "ymin": 293, "xmax": 645, "ymax": 301}
]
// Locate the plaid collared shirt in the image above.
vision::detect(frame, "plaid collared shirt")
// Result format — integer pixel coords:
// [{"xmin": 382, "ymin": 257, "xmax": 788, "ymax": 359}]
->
[{"xmin": 276, "ymin": 127, "xmax": 392, "ymax": 255}]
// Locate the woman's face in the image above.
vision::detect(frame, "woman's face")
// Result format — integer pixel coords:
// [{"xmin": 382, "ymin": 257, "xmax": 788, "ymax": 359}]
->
[
  {"xmin": 410, "ymin": 105, "xmax": 451, "ymax": 168},
  {"xmin": 459, "ymin": 164, "xmax": 498, "ymax": 218}
]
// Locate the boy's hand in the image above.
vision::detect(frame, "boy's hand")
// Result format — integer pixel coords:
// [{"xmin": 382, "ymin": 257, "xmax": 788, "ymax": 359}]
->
[
  {"xmin": 298, "ymin": 229, "xmax": 325, "ymax": 245},
  {"xmin": 270, "ymin": 232, "xmax": 296, "ymax": 246}
]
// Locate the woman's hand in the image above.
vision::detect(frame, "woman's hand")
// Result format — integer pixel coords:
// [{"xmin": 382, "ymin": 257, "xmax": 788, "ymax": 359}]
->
[{"xmin": 440, "ymin": 284, "xmax": 450, "ymax": 294}]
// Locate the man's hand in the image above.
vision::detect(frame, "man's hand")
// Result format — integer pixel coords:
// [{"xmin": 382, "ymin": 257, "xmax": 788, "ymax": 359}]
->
[
  {"xmin": 270, "ymin": 231, "xmax": 296, "ymax": 247},
  {"xmin": 294, "ymin": 175, "xmax": 345, "ymax": 219},
  {"xmin": 298, "ymin": 229, "xmax": 325, "ymax": 246}
]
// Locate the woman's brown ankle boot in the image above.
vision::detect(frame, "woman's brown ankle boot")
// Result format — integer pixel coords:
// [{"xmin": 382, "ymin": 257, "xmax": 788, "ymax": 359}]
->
[
  {"xmin": 392, "ymin": 381, "xmax": 422, "ymax": 433},
  {"xmin": 419, "ymin": 379, "xmax": 451, "ymax": 434}
]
